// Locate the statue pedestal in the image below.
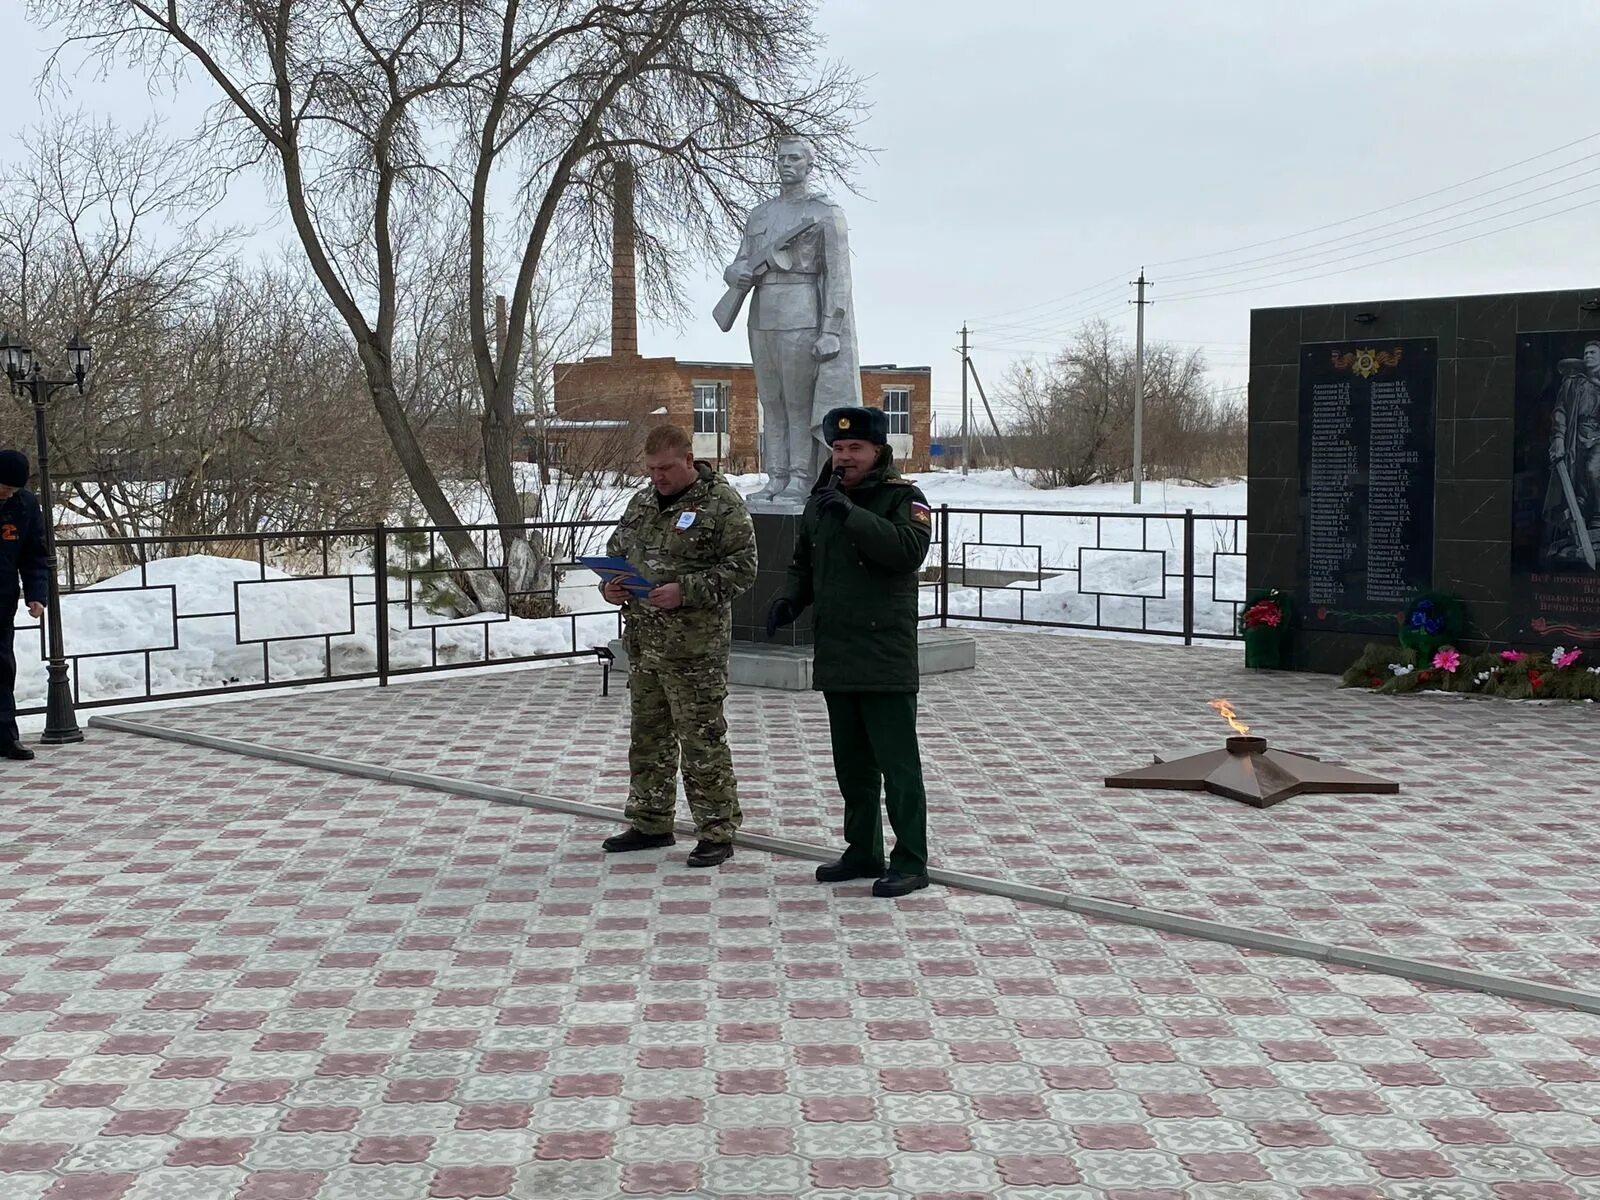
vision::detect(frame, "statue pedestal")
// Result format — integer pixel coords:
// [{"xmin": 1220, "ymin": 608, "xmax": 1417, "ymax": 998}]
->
[
  {"xmin": 732, "ymin": 508, "xmax": 812, "ymax": 647},
  {"xmin": 608, "ymin": 511, "xmax": 978, "ymax": 691}
]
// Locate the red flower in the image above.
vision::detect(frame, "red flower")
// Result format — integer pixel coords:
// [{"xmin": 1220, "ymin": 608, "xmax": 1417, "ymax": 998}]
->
[
  {"xmin": 1316, "ymin": 607, "xmax": 1328, "ymax": 620},
  {"xmin": 1529, "ymin": 670, "xmax": 1543, "ymax": 690},
  {"xmin": 1368, "ymin": 677, "xmax": 1382, "ymax": 688},
  {"xmin": 1243, "ymin": 599, "xmax": 1283, "ymax": 629},
  {"xmin": 1418, "ymin": 671, "xmax": 1432, "ymax": 682}
]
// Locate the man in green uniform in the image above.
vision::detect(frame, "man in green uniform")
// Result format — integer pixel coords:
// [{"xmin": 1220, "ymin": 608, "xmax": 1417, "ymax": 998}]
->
[
  {"xmin": 765, "ymin": 406, "xmax": 934, "ymax": 897},
  {"xmin": 600, "ymin": 424, "xmax": 757, "ymax": 867}
]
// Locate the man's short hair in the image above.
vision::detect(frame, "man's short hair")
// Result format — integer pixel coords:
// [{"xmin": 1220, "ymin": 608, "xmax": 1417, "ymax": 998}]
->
[
  {"xmin": 643, "ymin": 424, "xmax": 692, "ymax": 457},
  {"xmin": 775, "ymin": 133, "xmax": 815, "ymax": 159},
  {"xmin": 1584, "ymin": 340, "xmax": 1600, "ymax": 354}
]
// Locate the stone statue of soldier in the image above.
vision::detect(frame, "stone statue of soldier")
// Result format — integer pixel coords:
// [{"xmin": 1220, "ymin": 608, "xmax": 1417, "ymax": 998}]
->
[{"xmin": 715, "ymin": 134, "xmax": 862, "ymax": 505}]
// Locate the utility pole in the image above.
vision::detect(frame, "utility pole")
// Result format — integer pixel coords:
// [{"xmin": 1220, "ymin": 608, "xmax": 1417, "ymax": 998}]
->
[
  {"xmin": 965, "ymin": 356, "xmax": 1020, "ymax": 479},
  {"xmin": 1130, "ymin": 269, "xmax": 1152, "ymax": 504},
  {"xmin": 959, "ymin": 322, "xmax": 970, "ymax": 476}
]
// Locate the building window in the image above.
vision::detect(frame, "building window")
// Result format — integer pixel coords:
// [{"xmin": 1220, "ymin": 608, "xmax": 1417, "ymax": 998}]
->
[
  {"xmin": 546, "ymin": 440, "xmax": 566, "ymax": 465},
  {"xmin": 693, "ymin": 382, "xmax": 725, "ymax": 434},
  {"xmin": 882, "ymin": 387, "xmax": 911, "ymax": 435}
]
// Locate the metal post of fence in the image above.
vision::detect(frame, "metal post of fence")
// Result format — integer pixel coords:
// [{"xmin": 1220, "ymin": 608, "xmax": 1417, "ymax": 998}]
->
[
  {"xmin": 939, "ymin": 505, "xmax": 950, "ymax": 629},
  {"xmin": 374, "ymin": 525, "xmax": 391, "ymax": 687},
  {"xmin": 1181, "ymin": 508, "xmax": 1195, "ymax": 647}
]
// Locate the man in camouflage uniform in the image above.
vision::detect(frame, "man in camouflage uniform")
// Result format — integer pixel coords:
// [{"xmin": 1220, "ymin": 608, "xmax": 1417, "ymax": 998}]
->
[{"xmin": 599, "ymin": 424, "xmax": 757, "ymax": 867}]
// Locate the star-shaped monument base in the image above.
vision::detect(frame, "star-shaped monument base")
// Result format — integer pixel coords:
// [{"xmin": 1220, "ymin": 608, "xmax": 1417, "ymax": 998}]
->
[{"xmin": 1104, "ymin": 736, "xmax": 1399, "ymax": 809}]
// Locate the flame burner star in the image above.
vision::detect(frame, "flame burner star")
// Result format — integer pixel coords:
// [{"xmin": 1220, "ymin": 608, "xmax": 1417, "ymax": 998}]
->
[
  {"xmin": 1105, "ymin": 700, "xmax": 1400, "ymax": 808},
  {"xmin": 1105, "ymin": 736, "xmax": 1398, "ymax": 809}
]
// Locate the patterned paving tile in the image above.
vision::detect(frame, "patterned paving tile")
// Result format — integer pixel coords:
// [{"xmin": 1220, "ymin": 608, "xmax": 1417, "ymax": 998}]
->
[
  {"xmin": 96, "ymin": 629, "xmax": 1600, "ymax": 995},
  {"xmin": 3, "ymin": 730, "xmax": 1600, "ymax": 1198}
]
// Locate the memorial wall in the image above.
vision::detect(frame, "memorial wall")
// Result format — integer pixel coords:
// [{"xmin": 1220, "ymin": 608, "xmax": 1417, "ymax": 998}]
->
[{"xmin": 1248, "ymin": 289, "xmax": 1600, "ymax": 673}]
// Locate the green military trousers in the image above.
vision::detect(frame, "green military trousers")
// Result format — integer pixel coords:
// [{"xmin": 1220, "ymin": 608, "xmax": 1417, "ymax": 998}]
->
[
  {"xmin": 823, "ymin": 691, "xmax": 929, "ymax": 875},
  {"xmin": 626, "ymin": 655, "xmax": 742, "ymax": 843}
]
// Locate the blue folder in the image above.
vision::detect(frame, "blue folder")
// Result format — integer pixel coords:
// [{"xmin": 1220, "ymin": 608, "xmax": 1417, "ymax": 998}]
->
[{"xmin": 577, "ymin": 555, "xmax": 656, "ymax": 597}]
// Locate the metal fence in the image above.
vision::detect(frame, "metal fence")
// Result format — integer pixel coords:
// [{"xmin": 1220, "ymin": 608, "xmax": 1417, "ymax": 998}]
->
[
  {"xmin": 922, "ymin": 505, "xmax": 1248, "ymax": 644},
  {"xmin": 13, "ymin": 518, "xmax": 624, "ymax": 717},
  {"xmin": 13, "ymin": 505, "xmax": 1245, "ymax": 717}
]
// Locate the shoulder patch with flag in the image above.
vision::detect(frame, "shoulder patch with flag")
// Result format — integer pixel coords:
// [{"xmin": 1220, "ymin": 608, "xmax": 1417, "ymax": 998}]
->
[{"xmin": 910, "ymin": 500, "xmax": 931, "ymax": 525}]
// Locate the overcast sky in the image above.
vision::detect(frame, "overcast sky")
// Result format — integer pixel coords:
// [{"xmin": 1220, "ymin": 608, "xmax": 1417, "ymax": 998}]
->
[{"xmin": 8, "ymin": 0, "xmax": 1600, "ymax": 432}]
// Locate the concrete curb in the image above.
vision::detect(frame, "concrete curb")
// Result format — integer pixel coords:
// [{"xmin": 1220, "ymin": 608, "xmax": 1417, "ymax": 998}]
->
[{"xmin": 90, "ymin": 713, "xmax": 1600, "ymax": 1016}]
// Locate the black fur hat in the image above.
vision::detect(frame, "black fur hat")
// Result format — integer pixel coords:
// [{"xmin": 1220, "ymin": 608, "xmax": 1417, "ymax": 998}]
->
[{"xmin": 822, "ymin": 406, "xmax": 888, "ymax": 446}]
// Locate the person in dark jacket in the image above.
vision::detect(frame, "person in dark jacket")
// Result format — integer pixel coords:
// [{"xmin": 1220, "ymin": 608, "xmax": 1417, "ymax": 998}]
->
[
  {"xmin": 0, "ymin": 449, "xmax": 48, "ymax": 761},
  {"xmin": 765, "ymin": 406, "xmax": 934, "ymax": 897}
]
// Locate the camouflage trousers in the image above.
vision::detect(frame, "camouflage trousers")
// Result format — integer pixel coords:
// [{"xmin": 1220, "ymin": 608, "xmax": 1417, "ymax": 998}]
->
[{"xmin": 626, "ymin": 654, "xmax": 742, "ymax": 843}]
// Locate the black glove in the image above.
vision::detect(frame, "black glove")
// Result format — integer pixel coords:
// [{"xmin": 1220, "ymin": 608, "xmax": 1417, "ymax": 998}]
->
[
  {"xmin": 765, "ymin": 597, "xmax": 799, "ymax": 637},
  {"xmin": 815, "ymin": 486, "xmax": 853, "ymax": 516}
]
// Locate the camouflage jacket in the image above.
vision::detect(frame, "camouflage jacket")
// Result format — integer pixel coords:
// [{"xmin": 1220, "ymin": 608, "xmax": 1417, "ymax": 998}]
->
[{"xmin": 607, "ymin": 462, "xmax": 757, "ymax": 662}]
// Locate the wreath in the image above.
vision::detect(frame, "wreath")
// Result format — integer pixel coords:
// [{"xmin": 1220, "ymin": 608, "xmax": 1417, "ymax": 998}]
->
[{"xmin": 1340, "ymin": 640, "xmax": 1600, "ymax": 701}]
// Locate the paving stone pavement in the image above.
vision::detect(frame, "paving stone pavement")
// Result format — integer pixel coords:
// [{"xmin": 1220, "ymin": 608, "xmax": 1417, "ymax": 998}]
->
[
  {"xmin": 5, "ymin": 729, "xmax": 1600, "ymax": 1198},
  {"xmin": 106, "ymin": 629, "xmax": 1600, "ymax": 998}
]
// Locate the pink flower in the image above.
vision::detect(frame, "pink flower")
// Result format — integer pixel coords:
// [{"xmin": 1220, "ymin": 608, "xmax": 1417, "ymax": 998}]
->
[
  {"xmin": 1500, "ymin": 650, "xmax": 1526, "ymax": 662},
  {"xmin": 1432, "ymin": 648, "xmax": 1461, "ymax": 673},
  {"xmin": 1556, "ymin": 648, "xmax": 1583, "ymax": 669}
]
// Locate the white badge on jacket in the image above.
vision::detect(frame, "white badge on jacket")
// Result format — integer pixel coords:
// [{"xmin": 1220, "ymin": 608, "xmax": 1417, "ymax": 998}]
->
[{"xmin": 675, "ymin": 511, "xmax": 697, "ymax": 530}]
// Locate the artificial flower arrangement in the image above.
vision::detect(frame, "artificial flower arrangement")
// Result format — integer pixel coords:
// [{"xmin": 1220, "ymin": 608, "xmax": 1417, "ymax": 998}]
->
[
  {"xmin": 1341, "ymin": 640, "xmax": 1600, "ymax": 700},
  {"xmin": 1239, "ymin": 589, "xmax": 1292, "ymax": 670},
  {"xmin": 1396, "ymin": 593, "xmax": 1465, "ymax": 658},
  {"xmin": 1340, "ymin": 592, "xmax": 1597, "ymax": 699}
]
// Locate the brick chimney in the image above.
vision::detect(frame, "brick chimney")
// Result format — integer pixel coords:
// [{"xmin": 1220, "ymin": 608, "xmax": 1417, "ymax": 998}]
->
[{"xmin": 610, "ymin": 160, "xmax": 638, "ymax": 357}]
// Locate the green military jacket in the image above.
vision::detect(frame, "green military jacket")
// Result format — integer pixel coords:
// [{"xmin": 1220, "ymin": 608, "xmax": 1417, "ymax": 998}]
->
[
  {"xmin": 607, "ymin": 462, "xmax": 757, "ymax": 663},
  {"xmin": 781, "ymin": 450, "xmax": 933, "ymax": 692}
]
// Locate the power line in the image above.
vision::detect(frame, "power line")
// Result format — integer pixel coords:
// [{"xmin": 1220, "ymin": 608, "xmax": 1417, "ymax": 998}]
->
[
  {"xmin": 1145, "ymin": 127, "xmax": 1600, "ymax": 271},
  {"xmin": 1160, "ymin": 183, "xmax": 1600, "ymax": 304},
  {"xmin": 1157, "ymin": 153, "xmax": 1600, "ymax": 286},
  {"xmin": 964, "ymin": 298, "xmax": 1141, "ymax": 350},
  {"xmin": 961, "ymin": 128, "xmax": 1600, "ymax": 361},
  {"xmin": 976, "ymin": 281, "xmax": 1134, "ymax": 335},
  {"xmin": 968, "ymin": 269, "xmax": 1133, "ymax": 324}
]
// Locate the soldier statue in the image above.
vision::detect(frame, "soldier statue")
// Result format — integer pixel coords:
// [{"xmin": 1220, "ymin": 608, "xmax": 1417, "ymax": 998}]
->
[{"xmin": 714, "ymin": 134, "xmax": 862, "ymax": 505}]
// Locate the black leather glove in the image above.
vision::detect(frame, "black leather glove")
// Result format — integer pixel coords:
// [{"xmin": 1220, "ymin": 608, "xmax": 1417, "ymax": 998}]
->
[
  {"xmin": 815, "ymin": 486, "xmax": 853, "ymax": 516},
  {"xmin": 765, "ymin": 597, "xmax": 799, "ymax": 637}
]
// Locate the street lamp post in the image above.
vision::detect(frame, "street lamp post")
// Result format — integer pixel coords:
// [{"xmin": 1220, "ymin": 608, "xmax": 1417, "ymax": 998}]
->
[{"xmin": 1, "ymin": 329, "xmax": 91, "ymax": 744}]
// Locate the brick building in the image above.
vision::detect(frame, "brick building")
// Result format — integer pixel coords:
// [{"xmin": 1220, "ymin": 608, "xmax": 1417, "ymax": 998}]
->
[{"xmin": 547, "ymin": 162, "xmax": 932, "ymax": 474}]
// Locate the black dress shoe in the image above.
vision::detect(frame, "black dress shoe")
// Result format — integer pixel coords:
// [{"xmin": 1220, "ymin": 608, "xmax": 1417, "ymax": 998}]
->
[
  {"xmin": 601, "ymin": 828, "xmax": 675, "ymax": 853},
  {"xmin": 815, "ymin": 857, "xmax": 884, "ymax": 883},
  {"xmin": 686, "ymin": 840, "xmax": 733, "ymax": 868},
  {"xmin": 872, "ymin": 870, "xmax": 930, "ymax": 898},
  {"xmin": 1, "ymin": 742, "xmax": 35, "ymax": 762}
]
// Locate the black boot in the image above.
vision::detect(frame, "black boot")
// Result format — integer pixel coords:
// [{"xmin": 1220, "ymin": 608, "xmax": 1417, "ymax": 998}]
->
[
  {"xmin": 1, "ymin": 742, "xmax": 35, "ymax": 762},
  {"xmin": 815, "ymin": 857, "xmax": 884, "ymax": 883},
  {"xmin": 601, "ymin": 828, "xmax": 675, "ymax": 853},
  {"xmin": 686, "ymin": 840, "xmax": 733, "ymax": 868},
  {"xmin": 872, "ymin": 869, "xmax": 930, "ymax": 898}
]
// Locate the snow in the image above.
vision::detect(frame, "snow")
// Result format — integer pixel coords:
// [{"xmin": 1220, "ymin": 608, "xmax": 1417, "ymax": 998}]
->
[
  {"xmin": 10, "ymin": 471, "xmax": 1247, "ymax": 718},
  {"xmin": 911, "ymin": 473, "xmax": 1247, "ymax": 639},
  {"xmin": 11, "ymin": 554, "xmax": 621, "ymax": 712}
]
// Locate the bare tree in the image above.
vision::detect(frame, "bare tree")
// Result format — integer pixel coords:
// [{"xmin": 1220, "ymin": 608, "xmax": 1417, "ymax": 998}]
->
[
  {"xmin": 1003, "ymin": 321, "xmax": 1130, "ymax": 488},
  {"xmin": 1001, "ymin": 320, "xmax": 1240, "ymax": 487},
  {"xmin": 0, "ymin": 115, "xmax": 421, "ymax": 554},
  {"xmin": 0, "ymin": 113, "xmax": 236, "ymax": 535},
  {"xmin": 35, "ymin": 0, "xmax": 868, "ymax": 609}
]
